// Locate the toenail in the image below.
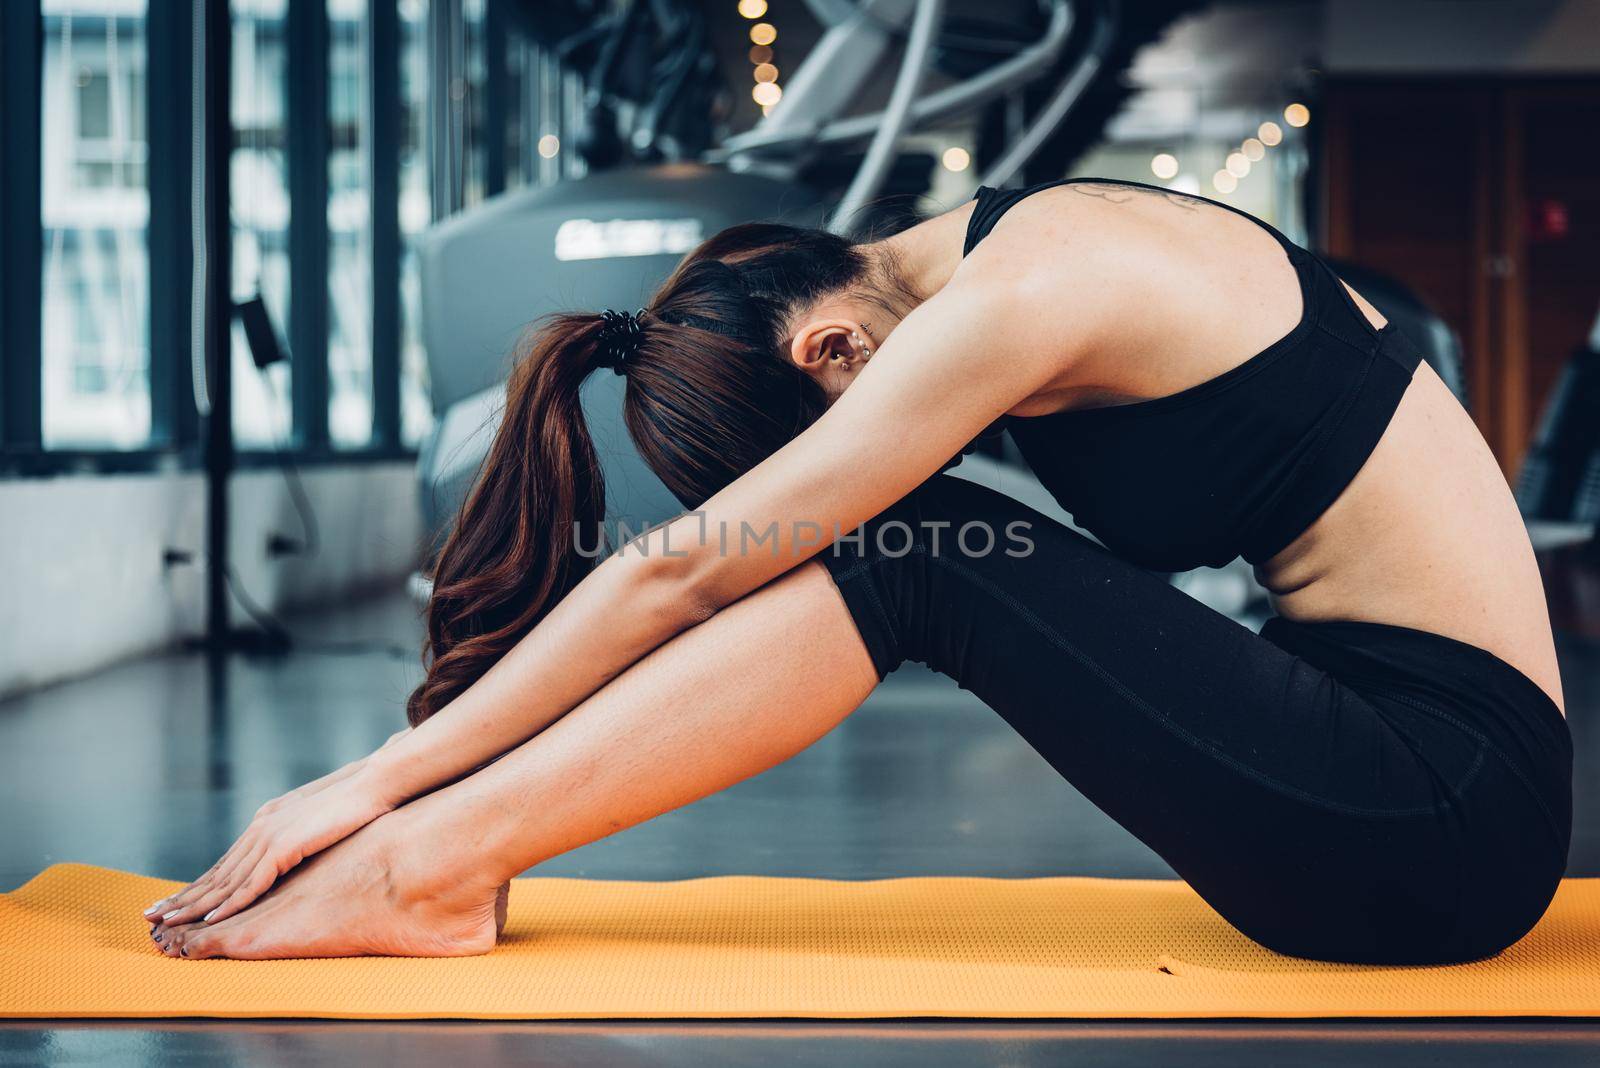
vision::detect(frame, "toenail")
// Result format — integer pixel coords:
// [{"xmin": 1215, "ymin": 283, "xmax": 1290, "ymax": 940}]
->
[{"xmin": 180, "ymin": 947, "xmax": 189, "ymax": 957}]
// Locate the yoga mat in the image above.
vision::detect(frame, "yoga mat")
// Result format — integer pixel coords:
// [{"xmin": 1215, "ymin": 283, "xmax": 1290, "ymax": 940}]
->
[{"xmin": 2, "ymin": 864, "xmax": 1597, "ymax": 1019}]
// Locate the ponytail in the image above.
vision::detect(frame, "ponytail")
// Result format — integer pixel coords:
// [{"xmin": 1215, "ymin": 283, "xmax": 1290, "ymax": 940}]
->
[
  {"xmin": 408, "ymin": 220, "xmax": 888, "ymax": 727},
  {"xmin": 407, "ymin": 314, "xmax": 611, "ymax": 726}
]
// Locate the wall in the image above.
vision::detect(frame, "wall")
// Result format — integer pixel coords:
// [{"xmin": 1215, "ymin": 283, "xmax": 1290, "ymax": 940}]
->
[
  {"xmin": 0, "ymin": 462, "xmax": 421, "ymax": 698},
  {"xmin": 1323, "ymin": 0, "xmax": 1600, "ymax": 73}
]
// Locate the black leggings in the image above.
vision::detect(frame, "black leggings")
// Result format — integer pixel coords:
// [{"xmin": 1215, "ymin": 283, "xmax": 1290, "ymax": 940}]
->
[{"xmin": 819, "ymin": 475, "xmax": 1572, "ymax": 965}]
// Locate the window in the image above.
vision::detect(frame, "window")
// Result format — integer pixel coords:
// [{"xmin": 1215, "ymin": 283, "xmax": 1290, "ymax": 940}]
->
[
  {"xmin": 460, "ymin": 0, "xmax": 488, "ymax": 208},
  {"xmin": 230, "ymin": 0, "xmax": 293, "ymax": 448},
  {"xmin": 328, "ymin": 0, "xmax": 372, "ymax": 447},
  {"xmin": 399, "ymin": 0, "xmax": 433, "ymax": 446},
  {"xmin": 8, "ymin": 0, "xmax": 456, "ymax": 472},
  {"xmin": 503, "ymin": 40, "xmax": 582, "ymax": 193},
  {"xmin": 40, "ymin": 0, "xmax": 152, "ymax": 449}
]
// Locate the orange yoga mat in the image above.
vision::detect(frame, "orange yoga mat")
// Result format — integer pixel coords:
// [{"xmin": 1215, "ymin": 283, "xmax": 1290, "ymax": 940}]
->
[{"xmin": 2, "ymin": 864, "xmax": 1598, "ymax": 1019}]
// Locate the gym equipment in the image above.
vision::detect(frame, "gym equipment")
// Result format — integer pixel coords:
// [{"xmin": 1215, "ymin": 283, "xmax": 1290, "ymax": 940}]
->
[
  {"xmin": 1517, "ymin": 300, "xmax": 1600, "ymax": 528},
  {"xmin": 416, "ymin": 166, "xmax": 830, "ymax": 541},
  {"xmin": 415, "ymin": 0, "xmax": 1115, "ymax": 550},
  {"xmin": 7, "ymin": 864, "xmax": 1600, "ymax": 1019}
]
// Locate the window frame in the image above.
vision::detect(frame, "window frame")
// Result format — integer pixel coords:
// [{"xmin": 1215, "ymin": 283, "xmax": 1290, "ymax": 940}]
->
[{"xmin": 0, "ymin": 0, "xmax": 426, "ymax": 479}]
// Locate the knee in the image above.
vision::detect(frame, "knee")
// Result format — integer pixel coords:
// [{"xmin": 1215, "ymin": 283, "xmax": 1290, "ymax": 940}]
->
[{"xmin": 818, "ymin": 475, "xmax": 1053, "ymax": 680}]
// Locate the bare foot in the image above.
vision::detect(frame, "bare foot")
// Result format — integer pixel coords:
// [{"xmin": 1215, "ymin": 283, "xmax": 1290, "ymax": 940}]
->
[{"xmin": 152, "ymin": 813, "xmax": 511, "ymax": 960}]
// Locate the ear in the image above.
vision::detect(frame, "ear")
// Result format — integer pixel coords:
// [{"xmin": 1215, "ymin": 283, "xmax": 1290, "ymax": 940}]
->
[{"xmin": 789, "ymin": 317, "xmax": 857, "ymax": 375}]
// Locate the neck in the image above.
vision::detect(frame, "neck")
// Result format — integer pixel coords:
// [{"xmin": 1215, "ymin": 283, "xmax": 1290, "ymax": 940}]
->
[{"xmin": 866, "ymin": 207, "xmax": 970, "ymax": 308}]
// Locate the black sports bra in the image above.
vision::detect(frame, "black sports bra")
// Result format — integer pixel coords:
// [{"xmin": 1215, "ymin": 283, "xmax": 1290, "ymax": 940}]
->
[{"xmin": 966, "ymin": 177, "xmax": 1423, "ymax": 572}]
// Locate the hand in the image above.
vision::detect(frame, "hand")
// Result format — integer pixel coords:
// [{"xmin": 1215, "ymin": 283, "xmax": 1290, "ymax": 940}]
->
[{"xmin": 143, "ymin": 731, "xmax": 408, "ymax": 928}]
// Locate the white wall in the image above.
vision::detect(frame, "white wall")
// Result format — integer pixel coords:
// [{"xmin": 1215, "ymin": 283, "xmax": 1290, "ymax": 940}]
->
[
  {"xmin": 1323, "ymin": 0, "xmax": 1600, "ymax": 73},
  {"xmin": 0, "ymin": 462, "xmax": 421, "ymax": 698}
]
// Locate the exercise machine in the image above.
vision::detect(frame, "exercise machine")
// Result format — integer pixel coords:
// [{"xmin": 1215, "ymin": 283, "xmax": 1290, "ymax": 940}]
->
[
  {"xmin": 414, "ymin": 0, "xmax": 1118, "ymax": 552},
  {"xmin": 1517, "ymin": 299, "xmax": 1600, "ymax": 552}
]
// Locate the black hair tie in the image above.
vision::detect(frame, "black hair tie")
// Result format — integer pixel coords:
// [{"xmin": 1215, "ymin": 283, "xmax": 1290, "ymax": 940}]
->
[{"xmin": 594, "ymin": 308, "xmax": 647, "ymax": 375}]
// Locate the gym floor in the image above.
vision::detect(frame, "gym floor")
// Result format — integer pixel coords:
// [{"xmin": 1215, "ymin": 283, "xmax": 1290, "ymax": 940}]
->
[{"xmin": 2, "ymin": 565, "xmax": 1598, "ymax": 1064}]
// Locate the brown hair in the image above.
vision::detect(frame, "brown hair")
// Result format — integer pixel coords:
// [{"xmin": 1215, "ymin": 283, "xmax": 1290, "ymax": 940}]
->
[{"xmin": 407, "ymin": 223, "xmax": 903, "ymax": 726}]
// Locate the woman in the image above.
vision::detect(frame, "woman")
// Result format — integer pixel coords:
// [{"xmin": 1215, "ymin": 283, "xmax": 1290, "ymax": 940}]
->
[{"xmin": 144, "ymin": 178, "xmax": 1570, "ymax": 965}]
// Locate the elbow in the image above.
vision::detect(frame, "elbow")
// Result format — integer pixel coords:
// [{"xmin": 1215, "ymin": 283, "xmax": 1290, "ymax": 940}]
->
[{"xmin": 622, "ymin": 523, "xmax": 722, "ymax": 632}]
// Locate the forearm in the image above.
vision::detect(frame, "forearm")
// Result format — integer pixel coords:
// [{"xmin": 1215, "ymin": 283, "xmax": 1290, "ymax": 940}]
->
[{"xmin": 363, "ymin": 536, "xmax": 709, "ymax": 807}]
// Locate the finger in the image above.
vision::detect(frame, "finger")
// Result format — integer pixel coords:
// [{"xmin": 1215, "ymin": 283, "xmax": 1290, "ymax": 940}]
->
[
  {"xmin": 154, "ymin": 838, "xmax": 262, "ymax": 925},
  {"xmin": 160, "ymin": 841, "xmax": 269, "ymax": 926},
  {"xmin": 158, "ymin": 876, "xmax": 247, "ymax": 928},
  {"xmin": 151, "ymin": 865, "xmax": 229, "ymax": 924},
  {"xmin": 145, "ymin": 840, "xmax": 247, "ymax": 918},
  {"xmin": 200, "ymin": 860, "xmax": 282, "ymax": 926}
]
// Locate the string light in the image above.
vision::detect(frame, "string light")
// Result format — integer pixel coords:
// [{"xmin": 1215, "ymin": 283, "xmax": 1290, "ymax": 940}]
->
[
  {"xmin": 1212, "ymin": 170, "xmax": 1237, "ymax": 194},
  {"xmin": 1258, "ymin": 120, "xmax": 1283, "ymax": 146},
  {"xmin": 1284, "ymin": 102, "xmax": 1310, "ymax": 128},
  {"xmin": 537, "ymin": 134, "xmax": 559, "ymax": 159},
  {"xmin": 1150, "ymin": 153, "xmax": 1179, "ymax": 180},
  {"xmin": 941, "ymin": 146, "xmax": 971, "ymax": 172},
  {"xmin": 744, "ymin": 5, "xmax": 782, "ymax": 115},
  {"xmin": 1241, "ymin": 137, "xmax": 1264, "ymax": 161},
  {"xmin": 1225, "ymin": 152, "xmax": 1250, "ymax": 178}
]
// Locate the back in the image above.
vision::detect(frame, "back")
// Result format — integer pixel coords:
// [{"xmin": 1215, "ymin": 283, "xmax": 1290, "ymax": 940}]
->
[{"xmin": 958, "ymin": 178, "xmax": 1563, "ymax": 707}]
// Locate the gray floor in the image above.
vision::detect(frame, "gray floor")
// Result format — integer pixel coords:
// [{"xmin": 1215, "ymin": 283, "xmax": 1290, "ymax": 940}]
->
[{"xmin": 2, "ymin": 592, "xmax": 1598, "ymax": 1064}]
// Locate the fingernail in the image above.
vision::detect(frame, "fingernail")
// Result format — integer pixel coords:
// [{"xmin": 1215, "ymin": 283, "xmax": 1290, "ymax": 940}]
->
[
  {"xmin": 203, "ymin": 909, "xmax": 218, "ymax": 923},
  {"xmin": 143, "ymin": 905, "xmax": 163, "ymax": 917},
  {"xmin": 162, "ymin": 910, "xmax": 181, "ymax": 921}
]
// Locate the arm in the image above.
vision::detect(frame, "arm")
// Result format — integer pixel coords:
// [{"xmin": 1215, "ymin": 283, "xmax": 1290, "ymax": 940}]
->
[
  {"xmin": 149, "ymin": 271, "xmax": 1088, "ymax": 926},
  {"xmin": 370, "ymin": 275, "xmax": 1080, "ymax": 794}
]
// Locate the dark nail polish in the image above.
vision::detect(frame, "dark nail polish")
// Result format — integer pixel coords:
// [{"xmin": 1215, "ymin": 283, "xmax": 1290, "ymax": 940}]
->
[{"xmin": 180, "ymin": 947, "xmax": 189, "ymax": 957}]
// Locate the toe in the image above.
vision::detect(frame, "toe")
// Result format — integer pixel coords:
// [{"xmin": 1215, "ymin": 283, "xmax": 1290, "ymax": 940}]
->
[
  {"xmin": 161, "ymin": 921, "xmax": 205, "ymax": 958},
  {"xmin": 178, "ymin": 912, "xmax": 259, "ymax": 960}
]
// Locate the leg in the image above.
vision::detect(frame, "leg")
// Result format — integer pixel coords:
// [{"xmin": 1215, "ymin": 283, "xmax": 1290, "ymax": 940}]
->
[
  {"xmin": 815, "ymin": 475, "xmax": 1556, "ymax": 963},
  {"xmin": 162, "ymin": 559, "xmax": 879, "ymax": 959},
  {"xmin": 164, "ymin": 476, "xmax": 1555, "ymax": 964}
]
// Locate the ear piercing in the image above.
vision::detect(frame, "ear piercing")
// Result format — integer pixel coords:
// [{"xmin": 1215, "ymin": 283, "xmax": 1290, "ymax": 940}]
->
[{"xmin": 853, "ymin": 325, "xmax": 874, "ymax": 357}]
